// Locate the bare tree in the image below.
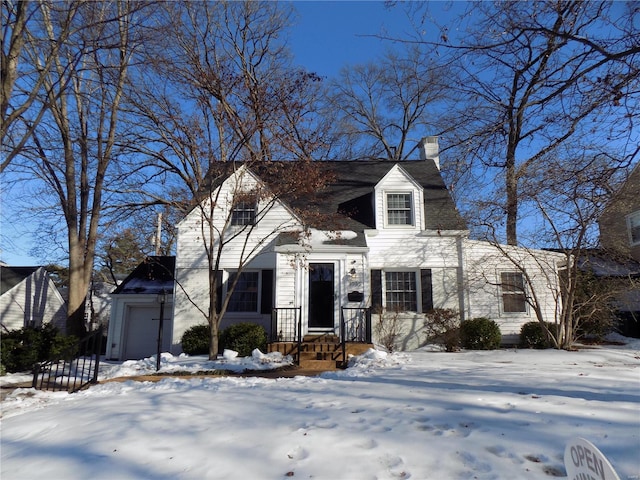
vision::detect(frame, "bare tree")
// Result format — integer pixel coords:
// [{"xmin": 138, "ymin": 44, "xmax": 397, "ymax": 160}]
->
[
  {"xmin": 468, "ymin": 144, "xmax": 634, "ymax": 349},
  {"xmin": 1, "ymin": 1, "xmax": 86, "ymax": 172},
  {"xmin": 120, "ymin": 1, "xmax": 332, "ymax": 358},
  {"xmin": 526, "ymin": 146, "xmax": 636, "ymax": 347},
  {"xmin": 7, "ymin": 0, "xmax": 151, "ymax": 338},
  {"xmin": 407, "ymin": 1, "xmax": 640, "ymax": 245},
  {"xmin": 328, "ymin": 48, "xmax": 449, "ymax": 161}
]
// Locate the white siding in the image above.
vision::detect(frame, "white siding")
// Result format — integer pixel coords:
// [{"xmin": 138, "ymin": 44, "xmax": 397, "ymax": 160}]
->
[
  {"xmin": 0, "ymin": 268, "xmax": 66, "ymax": 332},
  {"xmin": 176, "ymin": 168, "xmax": 301, "ymax": 269},
  {"xmin": 173, "ymin": 167, "xmax": 304, "ymax": 351},
  {"xmin": 371, "ymin": 311, "xmax": 427, "ymax": 351},
  {"xmin": 374, "ymin": 165, "xmax": 424, "ymax": 231},
  {"xmin": 365, "ymin": 227, "xmax": 465, "ymax": 351},
  {"xmin": 171, "ymin": 267, "xmax": 208, "ymax": 354},
  {"xmin": 368, "ymin": 233, "xmax": 461, "ymax": 269},
  {"xmin": 463, "ymin": 240, "xmax": 563, "ymax": 339},
  {"xmin": 275, "ymin": 253, "xmax": 298, "ymax": 309}
]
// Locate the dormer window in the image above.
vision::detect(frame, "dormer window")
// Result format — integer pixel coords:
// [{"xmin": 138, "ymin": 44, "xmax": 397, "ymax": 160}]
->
[
  {"xmin": 386, "ymin": 193, "xmax": 414, "ymax": 226},
  {"xmin": 231, "ymin": 198, "xmax": 256, "ymax": 226}
]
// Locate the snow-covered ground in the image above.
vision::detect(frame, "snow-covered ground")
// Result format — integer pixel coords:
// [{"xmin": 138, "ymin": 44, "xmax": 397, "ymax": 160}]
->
[{"xmin": 1, "ymin": 337, "xmax": 639, "ymax": 480}]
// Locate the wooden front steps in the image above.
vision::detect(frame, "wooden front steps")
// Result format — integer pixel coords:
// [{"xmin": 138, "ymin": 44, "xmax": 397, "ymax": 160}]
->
[{"xmin": 267, "ymin": 334, "xmax": 373, "ymax": 371}]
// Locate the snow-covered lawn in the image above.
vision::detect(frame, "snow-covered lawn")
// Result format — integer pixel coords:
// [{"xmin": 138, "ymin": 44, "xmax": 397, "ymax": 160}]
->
[{"xmin": 1, "ymin": 338, "xmax": 639, "ymax": 480}]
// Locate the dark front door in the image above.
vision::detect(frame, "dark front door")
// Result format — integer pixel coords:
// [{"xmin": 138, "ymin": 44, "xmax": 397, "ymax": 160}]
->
[{"xmin": 308, "ymin": 263, "xmax": 335, "ymax": 329}]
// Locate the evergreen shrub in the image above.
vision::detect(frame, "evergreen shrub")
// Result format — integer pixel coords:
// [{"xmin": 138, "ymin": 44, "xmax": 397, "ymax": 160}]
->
[
  {"xmin": 0, "ymin": 324, "xmax": 77, "ymax": 373},
  {"xmin": 519, "ymin": 321, "xmax": 555, "ymax": 349},
  {"xmin": 460, "ymin": 317, "xmax": 502, "ymax": 350},
  {"xmin": 181, "ymin": 324, "xmax": 210, "ymax": 355},
  {"xmin": 219, "ymin": 322, "xmax": 267, "ymax": 357}
]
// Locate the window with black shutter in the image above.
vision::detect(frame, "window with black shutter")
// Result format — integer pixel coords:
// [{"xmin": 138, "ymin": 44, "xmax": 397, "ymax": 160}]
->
[
  {"xmin": 421, "ymin": 269, "xmax": 433, "ymax": 312},
  {"xmin": 371, "ymin": 269, "xmax": 382, "ymax": 308}
]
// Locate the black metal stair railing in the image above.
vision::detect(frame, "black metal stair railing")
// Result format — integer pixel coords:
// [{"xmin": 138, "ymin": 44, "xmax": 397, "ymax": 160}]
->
[
  {"xmin": 340, "ymin": 307, "xmax": 372, "ymax": 365},
  {"xmin": 271, "ymin": 307, "xmax": 302, "ymax": 364},
  {"xmin": 271, "ymin": 307, "xmax": 371, "ymax": 367},
  {"xmin": 340, "ymin": 307, "xmax": 372, "ymax": 342},
  {"xmin": 32, "ymin": 326, "xmax": 103, "ymax": 394}
]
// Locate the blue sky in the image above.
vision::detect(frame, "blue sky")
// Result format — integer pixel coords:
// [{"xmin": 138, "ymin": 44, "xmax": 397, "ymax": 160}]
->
[
  {"xmin": 289, "ymin": 1, "xmax": 417, "ymax": 77},
  {"xmin": 1, "ymin": 1, "xmax": 436, "ymax": 266}
]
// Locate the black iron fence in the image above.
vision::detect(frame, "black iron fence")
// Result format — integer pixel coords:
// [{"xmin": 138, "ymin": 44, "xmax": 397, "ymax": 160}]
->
[{"xmin": 32, "ymin": 326, "xmax": 103, "ymax": 393}]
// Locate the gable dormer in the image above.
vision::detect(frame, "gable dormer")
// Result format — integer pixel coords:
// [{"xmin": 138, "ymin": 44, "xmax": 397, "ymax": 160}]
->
[{"xmin": 374, "ymin": 164, "xmax": 425, "ymax": 231}]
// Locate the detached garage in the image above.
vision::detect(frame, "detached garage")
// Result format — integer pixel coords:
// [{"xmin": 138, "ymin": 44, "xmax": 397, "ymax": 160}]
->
[{"xmin": 106, "ymin": 256, "xmax": 175, "ymax": 361}]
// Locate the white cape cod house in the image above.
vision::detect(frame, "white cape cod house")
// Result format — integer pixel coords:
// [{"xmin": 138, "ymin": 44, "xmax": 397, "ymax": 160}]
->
[{"xmin": 167, "ymin": 139, "xmax": 564, "ymax": 355}]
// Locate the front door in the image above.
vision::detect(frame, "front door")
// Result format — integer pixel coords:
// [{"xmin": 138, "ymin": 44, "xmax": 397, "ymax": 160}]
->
[{"xmin": 308, "ymin": 263, "xmax": 335, "ymax": 329}]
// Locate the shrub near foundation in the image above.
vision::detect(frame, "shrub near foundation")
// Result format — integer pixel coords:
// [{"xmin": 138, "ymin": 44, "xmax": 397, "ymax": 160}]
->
[
  {"xmin": 520, "ymin": 321, "xmax": 555, "ymax": 349},
  {"xmin": 219, "ymin": 323, "xmax": 267, "ymax": 357},
  {"xmin": 460, "ymin": 317, "xmax": 502, "ymax": 350},
  {"xmin": 181, "ymin": 324, "xmax": 210, "ymax": 355}
]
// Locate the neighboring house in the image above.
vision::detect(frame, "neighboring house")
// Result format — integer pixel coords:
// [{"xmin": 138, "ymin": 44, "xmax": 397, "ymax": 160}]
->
[
  {"xmin": 598, "ymin": 163, "xmax": 640, "ymax": 336},
  {"xmin": 599, "ymin": 162, "xmax": 640, "ymax": 262},
  {"xmin": 106, "ymin": 256, "xmax": 175, "ymax": 360},
  {"xmin": 166, "ymin": 137, "xmax": 564, "ymax": 353},
  {"xmin": 0, "ymin": 265, "xmax": 67, "ymax": 333}
]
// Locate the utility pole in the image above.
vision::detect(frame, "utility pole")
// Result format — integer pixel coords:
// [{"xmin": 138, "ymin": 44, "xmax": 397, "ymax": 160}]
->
[{"xmin": 155, "ymin": 212, "xmax": 162, "ymax": 255}]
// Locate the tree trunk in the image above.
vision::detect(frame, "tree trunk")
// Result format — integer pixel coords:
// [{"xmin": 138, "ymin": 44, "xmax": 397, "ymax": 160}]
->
[
  {"xmin": 505, "ymin": 151, "xmax": 518, "ymax": 246},
  {"xmin": 66, "ymin": 240, "xmax": 89, "ymax": 338},
  {"xmin": 208, "ymin": 265, "xmax": 220, "ymax": 360},
  {"xmin": 208, "ymin": 316, "xmax": 220, "ymax": 360}
]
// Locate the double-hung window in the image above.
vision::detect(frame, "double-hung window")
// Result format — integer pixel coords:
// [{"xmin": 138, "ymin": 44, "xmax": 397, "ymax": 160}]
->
[
  {"xmin": 500, "ymin": 272, "xmax": 527, "ymax": 313},
  {"xmin": 231, "ymin": 198, "xmax": 256, "ymax": 226},
  {"xmin": 627, "ymin": 211, "xmax": 640, "ymax": 246},
  {"xmin": 228, "ymin": 271, "xmax": 259, "ymax": 312},
  {"xmin": 386, "ymin": 193, "xmax": 413, "ymax": 226},
  {"xmin": 385, "ymin": 271, "xmax": 417, "ymax": 312}
]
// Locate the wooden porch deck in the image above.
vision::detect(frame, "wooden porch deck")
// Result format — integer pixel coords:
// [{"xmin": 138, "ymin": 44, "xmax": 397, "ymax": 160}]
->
[{"xmin": 267, "ymin": 334, "xmax": 373, "ymax": 371}]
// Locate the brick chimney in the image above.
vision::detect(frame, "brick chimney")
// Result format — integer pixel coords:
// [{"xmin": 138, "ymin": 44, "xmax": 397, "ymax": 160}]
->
[{"xmin": 419, "ymin": 136, "xmax": 439, "ymax": 170}]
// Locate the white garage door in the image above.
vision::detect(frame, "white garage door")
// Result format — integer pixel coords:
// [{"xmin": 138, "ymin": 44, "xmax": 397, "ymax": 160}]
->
[{"xmin": 124, "ymin": 306, "xmax": 173, "ymax": 360}]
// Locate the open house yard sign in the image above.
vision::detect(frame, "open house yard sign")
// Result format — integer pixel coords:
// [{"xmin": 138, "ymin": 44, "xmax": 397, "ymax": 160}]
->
[{"xmin": 564, "ymin": 438, "xmax": 620, "ymax": 480}]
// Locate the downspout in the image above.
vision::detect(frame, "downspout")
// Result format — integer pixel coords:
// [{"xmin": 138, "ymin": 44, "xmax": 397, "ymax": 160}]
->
[{"xmin": 457, "ymin": 235, "xmax": 470, "ymax": 321}]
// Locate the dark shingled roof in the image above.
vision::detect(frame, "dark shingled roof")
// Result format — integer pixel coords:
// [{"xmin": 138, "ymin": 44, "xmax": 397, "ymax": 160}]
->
[
  {"xmin": 112, "ymin": 256, "xmax": 175, "ymax": 295},
  {"xmin": 195, "ymin": 159, "xmax": 467, "ymax": 233},
  {"xmin": 300, "ymin": 159, "xmax": 467, "ymax": 232},
  {"xmin": 0, "ymin": 266, "xmax": 41, "ymax": 295}
]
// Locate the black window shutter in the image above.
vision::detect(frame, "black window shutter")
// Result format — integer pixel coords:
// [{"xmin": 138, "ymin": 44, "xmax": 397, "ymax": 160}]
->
[
  {"xmin": 421, "ymin": 269, "xmax": 433, "ymax": 312},
  {"xmin": 371, "ymin": 269, "xmax": 382, "ymax": 308},
  {"xmin": 260, "ymin": 269, "xmax": 274, "ymax": 314},
  {"xmin": 215, "ymin": 270, "xmax": 223, "ymax": 314}
]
